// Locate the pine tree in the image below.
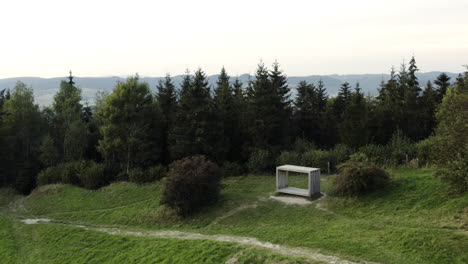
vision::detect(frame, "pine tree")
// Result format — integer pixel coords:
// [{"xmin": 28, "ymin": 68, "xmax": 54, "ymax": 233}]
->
[
  {"xmin": 420, "ymin": 80, "xmax": 437, "ymax": 138},
  {"xmin": 0, "ymin": 89, "xmax": 9, "ymax": 117},
  {"xmin": 434, "ymin": 73, "xmax": 451, "ymax": 103},
  {"xmin": 403, "ymin": 56, "xmax": 422, "ymax": 140},
  {"xmin": 316, "ymin": 79, "xmax": 328, "ymax": 112},
  {"xmin": 294, "ymin": 80, "xmax": 315, "ymax": 142},
  {"xmin": 231, "ymin": 78, "xmax": 248, "ymax": 162},
  {"xmin": 170, "ymin": 69, "xmax": 214, "ymax": 160},
  {"xmin": 373, "ymin": 67, "xmax": 403, "ymax": 144},
  {"xmin": 340, "ymin": 85, "xmax": 369, "ymax": 148},
  {"xmin": 333, "ymin": 82, "xmax": 352, "ymax": 121},
  {"xmin": 213, "ymin": 67, "xmax": 234, "ymax": 162},
  {"xmin": 247, "ymin": 61, "xmax": 287, "ymax": 150},
  {"xmin": 320, "ymin": 99, "xmax": 338, "ymax": 148},
  {"xmin": 156, "ymin": 74, "xmax": 177, "ymax": 164},
  {"xmin": 269, "ymin": 61, "xmax": 292, "ymax": 147}
]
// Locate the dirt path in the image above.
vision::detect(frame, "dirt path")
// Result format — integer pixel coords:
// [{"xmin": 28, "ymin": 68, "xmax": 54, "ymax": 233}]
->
[{"xmin": 20, "ymin": 218, "xmax": 380, "ymax": 264}]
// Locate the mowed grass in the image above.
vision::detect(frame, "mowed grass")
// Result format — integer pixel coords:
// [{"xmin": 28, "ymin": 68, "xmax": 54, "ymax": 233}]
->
[{"xmin": 1, "ymin": 168, "xmax": 467, "ymax": 263}]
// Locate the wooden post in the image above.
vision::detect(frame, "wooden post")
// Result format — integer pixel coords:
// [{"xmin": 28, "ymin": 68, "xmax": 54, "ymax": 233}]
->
[{"xmin": 327, "ymin": 162, "xmax": 330, "ymax": 174}]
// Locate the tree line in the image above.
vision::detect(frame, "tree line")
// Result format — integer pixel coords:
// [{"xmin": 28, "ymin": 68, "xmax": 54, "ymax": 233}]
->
[{"xmin": 0, "ymin": 57, "xmax": 466, "ymax": 194}]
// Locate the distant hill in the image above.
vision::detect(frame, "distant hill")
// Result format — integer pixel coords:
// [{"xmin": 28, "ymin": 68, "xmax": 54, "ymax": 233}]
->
[{"xmin": 0, "ymin": 72, "xmax": 460, "ymax": 106}]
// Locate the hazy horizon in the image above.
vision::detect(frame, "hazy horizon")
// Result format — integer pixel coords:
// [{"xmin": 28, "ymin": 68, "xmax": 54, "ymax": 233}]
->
[{"xmin": 1, "ymin": 0, "xmax": 467, "ymax": 78}]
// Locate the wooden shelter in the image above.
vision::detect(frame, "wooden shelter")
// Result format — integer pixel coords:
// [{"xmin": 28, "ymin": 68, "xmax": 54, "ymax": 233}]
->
[{"xmin": 276, "ymin": 165, "xmax": 320, "ymax": 197}]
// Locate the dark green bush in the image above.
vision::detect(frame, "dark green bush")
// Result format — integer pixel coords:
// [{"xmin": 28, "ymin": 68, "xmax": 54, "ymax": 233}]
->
[
  {"xmin": 146, "ymin": 165, "xmax": 167, "ymax": 182},
  {"xmin": 349, "ymin": 152, "xmax": 369, "ymax": 162},
  {"xmin": 37, "ymin": 162, "xmax": 83, "ymax": 186},
  {"xmin": 116, "ymin": 171, "xmax": 129, "ymax": 182},
  {"xmin": 247, "ymin": 149, "xmax": 273, "ymax": 173},
  {"xmin": 37, "ymin": 166, "xmax": 62, "ymax": 186},
  {"xmin": 435, "ymin": 153, "xmax": 467, "ymax": 194},
  {"xmin": 78, "ymin": 162, "xmax": 107, "ymax": 189},
  {"xmin": 160, "ymin": 156, "xmax": 223, "ymax": 217},
  {"xmin": 277, "ymin": 151, "xmax": 301, "ymax": 166},
  {"xmin": 388, "ymin": 130, "xmax": 415, "ymax": 165},
  {"xmin": 128, "ymin": 165, "xmax": 166, "ymax": 183},
  {"xmin": 128, "ymin": 168, "xmax": 145, "ymax": 183},
  {"xmin": 301, "ymin": 149, "xmax": 330, "ymax": 172},
  {"xmin": 293, "ymin": 138, "xmax": 316, "ymax": 153},
  {"xmin": 358, "ymin": 144, "xmax": 390, "ymax": 165},
  {"xmin": 330, "ymin": 144, "xmax": 352, "ymax": 165},
  {"xmin": 223, "ymin": 161, "xmax": 244, "ymax": 177},
  {"xmin": 415, "ymin": 137, "xmax": 437, "ymax": 166},
  {"xmin": 59, "ymin": 162, "xmax": 83, "ymax": 185},
  {"xmin": 333, "ymin": 161, "xmax": 390, "ymax": 196}
]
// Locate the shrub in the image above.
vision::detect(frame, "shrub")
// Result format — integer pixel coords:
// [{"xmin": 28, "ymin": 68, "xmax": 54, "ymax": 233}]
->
[
  {"xmin": 349, "ymin": 152, "xmax": 368, "ymax": 162},
  {"xmin": 358, "ymin": 144, "xmax": 390, "ymax": 166},
  {"xmin": 116, "ymin": 171, "xmax": 129, "ymax": 182},
  {"xmin": 37, "ymin": 166, "xmax": 62, "ymax": 186},
  {"xmin": 415, "ymin": 137, "xmax": 437, "ymax": 166},
  {"xmin": 59, "ymin": 162, "xmax": 84, "ymax": 185},
  {"xmin": 277, "ymin": 151, "xmax": 301, "ymax": 166},
  {"xmin": 223, "ymin": 161, "xmax": 244, "ymax": 177},
  {"xmin": 435, "ymin": 153, "xmax": 468, "ymax": 194},
  {"xmin": 333, "ymin": 161, "xmax": 390, "ymax": 196},
  {"xmin": 160, "ymin": 156, "xmax": 223, "ymax": 216},
  {"xmin": 128, "ymin": 168, "xmax": 145, "ymax": 183},
  {"xmin": 37, "ymin": 162, "xmax": 83, "ymax": 186},
  {"xmin": 128, "ymin": 165, "xmax": 167, "ymax": 184},
  {"xmin": 388, "ymin": 130, "xmax": 415, "ymax": 165},
  {"xmin": 146, "ymin": 165, "xmax": 167, "ymax": 182},
  {"xmin": 78, "ymin": 162, "xmax": 107, "ymax": 189},
  {"xmin": 330, "ymin": 144, "xmax": 351, "ymax": 165},
  {"xmin": 293, "ymin": 138, "xmax": 316, "ymax": 153},
  {"xmin": 247, "ymin": 149, "xmax": 273, "ymax": 173},
  {"xmin": 301, "ymin": 149, "xmax": 331, "ymax": 172}
]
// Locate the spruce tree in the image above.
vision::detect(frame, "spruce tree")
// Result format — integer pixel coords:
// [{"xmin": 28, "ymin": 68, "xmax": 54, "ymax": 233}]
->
[
  {"xmin": 374, "ymin": 68, "xmax": 403, "ymax": 144},
  {"xmin": 320, "ymin": 99, "xmax": 339, "ymax": 148},
  {"xmin": 231, "ymin": 78, "xmax": 248, "ymax": 162},
  {"xmin": 270, "ymin": 61, "xmax": 292, "ymax": 147},
  {"xmin": 340, "ymin": 85, "xmax": 369, "ymax": 148},
  {"xmin": 420, "ymin": 80, "xmax": 437, "ymax": 138},
  {"xmin": 213, "ymin": 67, "xmax": 234, "ymax": 162},
  {"xmin": 156, "ymin": 74, "xmax": 177, "ymax": 164},
  {"xmin": 294, "ymin": 80, "xmax": 315, "ymax": 142},
  {"xmin": 170, "ymin": 69, "xmax": 214, "ymax": 160},
  {"xmin": 403, "ymin": 56, "xmax": 422, "ymax": 140},
  {"xmin": 334, "ymin": 82, "xmax": 352, "ymax": 121},
  {"xmin": 434, "ymin": 73, "xmax": 451, "ymax": 103},
  {"xmin": 316, "ymin": 79, "xmax": 328, "ymax": 112},
  {"xmin": 247, "ymin": 61, "xmax": 287, "ymax": 151},
  {"xmin": 315, "ymin": 79, "xmax": 328, "ymax": 147}
]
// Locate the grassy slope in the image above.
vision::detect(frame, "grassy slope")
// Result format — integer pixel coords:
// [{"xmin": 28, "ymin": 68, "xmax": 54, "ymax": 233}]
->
[
  {"xmin": 0, "ymin": 215, "xmax": 311, "ymax": 264},
  {"xmin": 1, "ymin": 168, "xmax": 467, "ymax": 264}
]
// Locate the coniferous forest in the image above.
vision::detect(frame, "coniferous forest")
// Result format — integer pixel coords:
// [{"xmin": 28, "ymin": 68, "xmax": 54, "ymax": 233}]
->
[{"xmin": 0, "ymin": 57, "xmax": 467, "ymax": 195}]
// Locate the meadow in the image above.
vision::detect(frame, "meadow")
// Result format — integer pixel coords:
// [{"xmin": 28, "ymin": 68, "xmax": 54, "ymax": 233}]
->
[{"xmin": 1, "ymin": 168, "xmax": 467, "ymax": 264}]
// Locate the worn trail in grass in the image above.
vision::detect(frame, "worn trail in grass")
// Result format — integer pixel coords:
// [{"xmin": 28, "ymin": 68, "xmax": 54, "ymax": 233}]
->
[{"xmin": 21, "ymin": 218, "xmax": 375, "ymax": 264}]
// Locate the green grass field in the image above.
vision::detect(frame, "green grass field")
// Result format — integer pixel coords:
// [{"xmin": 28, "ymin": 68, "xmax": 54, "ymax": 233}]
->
[{"xmin": 1, "ymin": 168, "xmax": 467, "ymax": 263}]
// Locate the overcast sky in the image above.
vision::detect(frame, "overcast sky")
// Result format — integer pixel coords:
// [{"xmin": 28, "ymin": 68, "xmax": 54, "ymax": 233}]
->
[{"xmin": 1, "ymin": 0, "xmax": 467, "ymax": 78}]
